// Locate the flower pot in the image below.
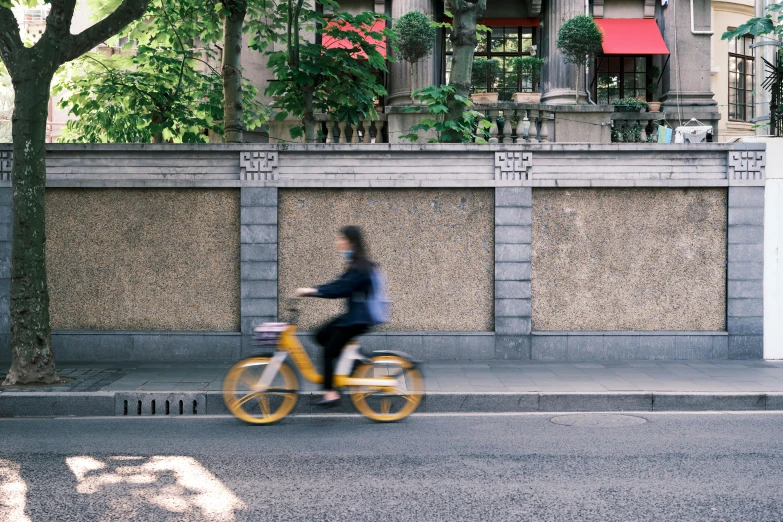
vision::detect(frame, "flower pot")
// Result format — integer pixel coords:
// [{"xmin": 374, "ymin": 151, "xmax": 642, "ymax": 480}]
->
[
  {"xmin": 471, "ymin": 92, "xmax": 499, "ymax": 104},
  {"xmin": 512, "ymin": 92, "xmax": 542, "ymax": 103},
  {"xmin": 647, "ymin": 101, "xmax": 661, "ymax": 112}
]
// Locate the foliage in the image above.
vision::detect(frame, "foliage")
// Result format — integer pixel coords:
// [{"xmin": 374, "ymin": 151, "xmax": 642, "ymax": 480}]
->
[
  {"xmin": 613, "ymin": 96, "xmax": 648, "ymax": 109},
  {"xmin": 512, "ymin": 56, "xmax": 544, "ymax": 89},
  {"xmin": 258, "ymin": 1, "xmax": 393, "ymax": 141},
  {"xmin": 54, "ymin": 0, "xmax": 267, "ymax": 143},
  {"xmin": 393, "ymin": 11, "xmax": 436, "ymax": 65},
  {"xmin": 399, "ymin": 84, "xmax": 491, "ymax": 143},
  {"xmin": 722, "ymin": 3, "xmax": 783, "ymax": 41},
  {"xmin": 471, "ymin": 58, "xmax": 500, "ymax": 92},
  {"xmin": 556, "ymin": 15, "xmax": 603, "ymax": 68}
]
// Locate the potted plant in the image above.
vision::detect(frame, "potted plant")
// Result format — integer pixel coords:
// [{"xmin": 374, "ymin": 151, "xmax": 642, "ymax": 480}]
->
[
  {"xmin": 556, "ymin": 15, "xmax": 603, "ymax": 104},
  {"xmin": 393, "ymin": 11, "xmax": 437, "ymax": 104},
  {"xmin": 511, "ymin": 56, "xmax": 544, "ymax": 103},
  {"xmin": 646, "ymin": 65, "xmax": 661, "ymax": 112},
  {"xmin": 471, "ymin": 58, "xmax": 501, "ymax": 103},
  {"xmin": 613, "ymin": 97, "xmax": 649, "ymax": 112}
]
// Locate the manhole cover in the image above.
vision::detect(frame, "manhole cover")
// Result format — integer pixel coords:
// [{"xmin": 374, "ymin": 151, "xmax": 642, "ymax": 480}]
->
[{"xmin": 550, "ymin": 414, "xmax": 648, "ymax": 427}]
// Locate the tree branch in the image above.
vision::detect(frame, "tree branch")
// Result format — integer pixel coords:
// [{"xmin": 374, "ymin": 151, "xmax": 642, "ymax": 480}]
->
[
  {"xmin": 66, "ymin": 0, "xmax": 151, "ymax": 62},
  {"xmin": 0, "ymin": 5, "xmax": 23, "ymax": 70},
  {"xmin": 47, "ymin": 0, "xmax": 78, "ymax": 39}
]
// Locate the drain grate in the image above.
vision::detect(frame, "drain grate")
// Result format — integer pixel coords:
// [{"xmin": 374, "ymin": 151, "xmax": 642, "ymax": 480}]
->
[
  {"xmin": 115, "ymin": 393, "xmax": 207, "ymax": 416},
  {"xmin": 550, "ymin": 413, "xmax": 648, "ymax": 427}
]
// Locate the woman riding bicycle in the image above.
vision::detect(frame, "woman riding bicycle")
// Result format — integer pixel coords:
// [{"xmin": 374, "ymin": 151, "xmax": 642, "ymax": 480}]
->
[{"xmin": 296, "ymin": 225, "xmax": 376, "ymax": 407}]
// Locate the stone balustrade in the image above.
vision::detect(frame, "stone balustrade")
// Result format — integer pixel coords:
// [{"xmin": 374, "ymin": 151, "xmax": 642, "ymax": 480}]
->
[
  {"xmin": 610, "ymin": 112, "xmax": 666, "ymax": 143},
  {"xmin": 314, "ymin": 113, "xmax": 388, "ymax": 144}
]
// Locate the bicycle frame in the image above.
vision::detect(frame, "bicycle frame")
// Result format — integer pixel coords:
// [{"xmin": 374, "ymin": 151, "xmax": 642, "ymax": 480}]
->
[{"xmin": 274, "ymin": 325, "xmax": 400, "ymax": 389}]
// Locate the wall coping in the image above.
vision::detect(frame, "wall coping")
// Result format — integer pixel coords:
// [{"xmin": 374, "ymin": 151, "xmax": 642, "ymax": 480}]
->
[{"xmin": 0, "ymin": 142, "xmax": 765, "ymax": 153}]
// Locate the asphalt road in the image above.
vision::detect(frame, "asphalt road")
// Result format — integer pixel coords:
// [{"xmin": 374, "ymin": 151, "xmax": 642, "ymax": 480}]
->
[{"xmin": 1, "ymin": 412, "xmax": 783, "ymax": 521}]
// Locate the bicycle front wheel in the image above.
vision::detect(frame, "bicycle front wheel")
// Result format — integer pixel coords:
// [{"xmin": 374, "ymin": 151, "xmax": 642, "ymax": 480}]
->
[
  {"xmin": 350, "ymin": 355, "xmax": 424, "ymax": 422},
  {"xmin": 223, "ymin": 357, "xmax": 299, "ymax": 425}
]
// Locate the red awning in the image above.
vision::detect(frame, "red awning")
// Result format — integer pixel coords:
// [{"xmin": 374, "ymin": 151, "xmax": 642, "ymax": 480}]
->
[
  {"xmin": 322, "ymin": 18, "xmax": 387, "ymax": 58},
  {"xmin": 594, "ymin": 19, "xmax": 669, "ymax": 55}
]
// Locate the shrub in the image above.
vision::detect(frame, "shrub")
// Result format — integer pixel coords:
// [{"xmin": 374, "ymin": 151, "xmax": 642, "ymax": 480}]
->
[{"xmin": 393, "ymin": 11, "xmax": 436, "ymax": 65}]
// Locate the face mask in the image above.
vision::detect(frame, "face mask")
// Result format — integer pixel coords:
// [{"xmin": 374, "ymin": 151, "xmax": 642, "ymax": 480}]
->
[{"xmin": 340, "ymin": 250, "xmax": 353, "ymax": 260}]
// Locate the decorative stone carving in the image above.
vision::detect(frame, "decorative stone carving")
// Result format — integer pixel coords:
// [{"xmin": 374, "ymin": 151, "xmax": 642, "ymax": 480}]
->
[
  {"xmin": 644, "ymin": 0, "xmax": 655, "ymax": 18},
  {"xmin": 727, "ymin": 151, "xmax": 766, "ymax": 184},
  {"xmin": 0, "ymin": 151, "xmax": 11, "ymax": 181},
  {"xmin": 240, "ymin": 152, "xmax": 279, "ymax": 181},
  {"xmin": 592, "ymin": 0, "xmax": 604, "ymax": 17},
  {"xmin": 530, "ymin": 0, "xmax": 542, "ymax": 16},
  {"xmin": 495, "ymin": 152, "xmax": 533, "ymax": 181}
]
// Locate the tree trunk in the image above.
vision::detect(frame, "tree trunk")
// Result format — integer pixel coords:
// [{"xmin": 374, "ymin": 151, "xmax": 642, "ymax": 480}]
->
[
  {"xmin": 3, "ymin": 68, "xmax": 58, "ymax": 385},
  {"xmin": 575, "ymin": 65, "xmax": 580, "ymax": 105},
  {"xmin": 222, "ymin": 0, "xmax": 247, "ymax": 143},
  {"xmin": 302, "ymin": 86, "xmax": 315, "ymax": 143},
  {"xmin": 444, "ymin": 0, "xmax": 487, "ymax": 143}
]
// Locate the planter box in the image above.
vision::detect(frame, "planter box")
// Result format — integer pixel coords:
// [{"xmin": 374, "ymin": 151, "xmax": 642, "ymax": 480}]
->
[
  {"xmin": 512, "ymin": 92, "xmax": 542, "ymax": 103},
  {"xmin": 471, "ymin": 92, "xmax": 499, "ymax": 104}
]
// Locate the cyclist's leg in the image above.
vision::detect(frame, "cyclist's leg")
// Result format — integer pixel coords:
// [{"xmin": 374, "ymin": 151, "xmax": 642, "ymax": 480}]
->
[
  {"xmin": 315, "ymin": 318, "xmax": 340, "ymax": 390},
  {"xmin": 323, "ymin": 324, "xmax": 368, "ymax": 391}
]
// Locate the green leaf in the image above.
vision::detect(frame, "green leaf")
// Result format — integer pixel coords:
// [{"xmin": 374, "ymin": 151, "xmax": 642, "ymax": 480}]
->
[{"xmin": 722, "ymin": 17, "xmax": 775, "ymax": 40}]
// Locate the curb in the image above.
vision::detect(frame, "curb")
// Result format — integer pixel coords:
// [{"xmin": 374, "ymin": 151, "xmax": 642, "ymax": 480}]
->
[{"xmin": 1, "ymin": 391, "xmax": 783, "ymax": 418}]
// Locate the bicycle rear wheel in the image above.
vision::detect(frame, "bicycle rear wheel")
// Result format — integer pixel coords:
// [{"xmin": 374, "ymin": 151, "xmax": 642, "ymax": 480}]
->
[
  {"xmin": 350, "ymin": 355, "xmax": 424, "ymax": 422},
  {"xmin": 223, "ymin": 357, "xmax": 298, "ymax": 425}
]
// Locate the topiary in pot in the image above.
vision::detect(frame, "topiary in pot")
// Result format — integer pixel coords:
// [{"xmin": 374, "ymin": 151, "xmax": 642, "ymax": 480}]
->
[
  {"xmin": 471, "ymin": 57, "xmax": 501, "ymax": 103},
  {"xmin": 393, "ymin": 11, "xmax": 437, "ymax": 100},
  {"xmin": 556, "ymin": 15, "xmax": 603, "ymax": 104},
  {"xmin": 511, "ymin": 56, "xmax": 544, "ymax": 103}
]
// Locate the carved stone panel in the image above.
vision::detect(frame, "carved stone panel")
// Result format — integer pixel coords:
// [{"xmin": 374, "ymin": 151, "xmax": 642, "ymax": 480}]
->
[
  {"xmin": 494, "ymin": 152, "xmax": 533, "ymax": 181},
  {"xmin": 0, "ymin": 151, "xmax": 11, "ymax": 181},
  {"xmin": 644, "ymin": 0, "xmax": 655, "ymax": 17},
  {"xmin": 727, "ymin": 150, "xmax": 766, "ymax": 185},
  {"xmin": 240, "ymin": 152, "xmax": 279, "ymax": 181},
  {"xmin": 593, "ymin": 0, "xmax": 604, "ymax": 17}
]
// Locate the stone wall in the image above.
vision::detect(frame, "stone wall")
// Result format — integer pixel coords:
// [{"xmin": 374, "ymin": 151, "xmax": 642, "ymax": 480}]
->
[
  {"xmin": 532, "ymin": 188, "xmax": 727, "ymax": 331},
  {"xmin": 278, "ymin": 188, "xmax": 495, "ymax": 331},
  {"xmin": 46, "ymin": 189, "xmax": 240, "ymax": 331}
]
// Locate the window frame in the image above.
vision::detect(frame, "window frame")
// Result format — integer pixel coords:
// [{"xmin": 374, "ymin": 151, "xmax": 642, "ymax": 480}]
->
[
  {"xmin": 442, "ymin": 26, "xmax": 537, "ymax": 100},
  {"xmin": 592, "ymin": 55, "xmax": 651, "ymax": 104},
  {"xmin": 727, "ymin": 30, "xmax": 755, "ymax": 123}
]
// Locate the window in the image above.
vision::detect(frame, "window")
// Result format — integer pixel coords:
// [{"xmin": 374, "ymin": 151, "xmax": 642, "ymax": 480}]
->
[
  {"xmin": 444, "ymin": 26, "xmax": 535, "ymax": 101},
  {"xmin": 728, "ymin": 33, "xmax": 754, "ymax": 122},
  {"xmin": 594, "ymin": 56, "xmax": 648, "ymax": 104}
]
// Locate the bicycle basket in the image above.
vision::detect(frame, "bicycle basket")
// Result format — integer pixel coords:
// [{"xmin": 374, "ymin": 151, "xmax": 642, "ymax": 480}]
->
[{"xmin": 253, "ymin": 322, "xmax": 288, "ymax": 346}]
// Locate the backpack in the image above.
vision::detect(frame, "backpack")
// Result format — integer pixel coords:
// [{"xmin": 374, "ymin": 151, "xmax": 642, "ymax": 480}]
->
[{"xmin": 367, "ymin": 268, "xmax": 391, "ymax": 325}]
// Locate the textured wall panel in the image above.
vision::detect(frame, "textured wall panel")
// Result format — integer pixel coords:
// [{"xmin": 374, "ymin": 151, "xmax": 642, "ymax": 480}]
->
[
  {"xmin": 47, "ymin": 189, "xmax": 240, "ymax": 331},
  {"xmin": 532, "ymin": 188, "xmax": 727, "ymax": 330},
  {"xmin": 279, "ymin": 189, "xmax": 494, "ymax": 331}
]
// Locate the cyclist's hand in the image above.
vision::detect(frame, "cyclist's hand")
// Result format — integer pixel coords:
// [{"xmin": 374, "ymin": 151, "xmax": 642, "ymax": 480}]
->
[{"xmin": 294, "ymin": 287, "xmax": 316, "ymax": 297}]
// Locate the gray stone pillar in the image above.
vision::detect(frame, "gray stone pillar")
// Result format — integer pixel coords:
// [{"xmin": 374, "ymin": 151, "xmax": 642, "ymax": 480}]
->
[
  {"xmin": 494, "ymin": 187, "xmax": 532, "ymax": 359},
  {"xmin": 0, "ymin": 186, "xmax": 9, "ymax": 363},
  {"xmin": 387, "ymin": 0, "xmax": 436, "ymax": 106},
  {"xmin": 540, "ymin": 0, "xmax": 586, "ymax": 105},
  {"xmin": 727, "ymin": 186, "xmax": 764, "ymax": 359},
  {"xmin": 240, "ymin": 187, "xmax": 278, "ymax": 356},
  {"xmin": 657, "ymin": 0, "xmax": 719, "ymax": 121}
]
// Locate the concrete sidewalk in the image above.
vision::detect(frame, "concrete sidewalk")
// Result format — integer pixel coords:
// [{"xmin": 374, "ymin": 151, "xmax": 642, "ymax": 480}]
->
[{"xmin": 2, "ymin": 360, "xmax": 783, "ymax": 417}]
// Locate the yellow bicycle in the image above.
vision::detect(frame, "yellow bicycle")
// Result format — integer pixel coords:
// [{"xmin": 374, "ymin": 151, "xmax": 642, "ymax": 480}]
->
[{"xmin": 222, "ymin": 301, "xmax": 424, "ymax": 424}]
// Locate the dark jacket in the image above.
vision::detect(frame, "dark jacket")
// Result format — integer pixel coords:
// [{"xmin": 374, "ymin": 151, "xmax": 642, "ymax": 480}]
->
[{"xmin": 314, "ymin": 266, "xmax": 374, "ymax": 326}]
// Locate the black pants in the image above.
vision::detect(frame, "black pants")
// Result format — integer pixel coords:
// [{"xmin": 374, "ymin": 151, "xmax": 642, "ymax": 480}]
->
[{"xmin": 315, "ymin": 318, "xmax": 368, "ymax": 391}]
